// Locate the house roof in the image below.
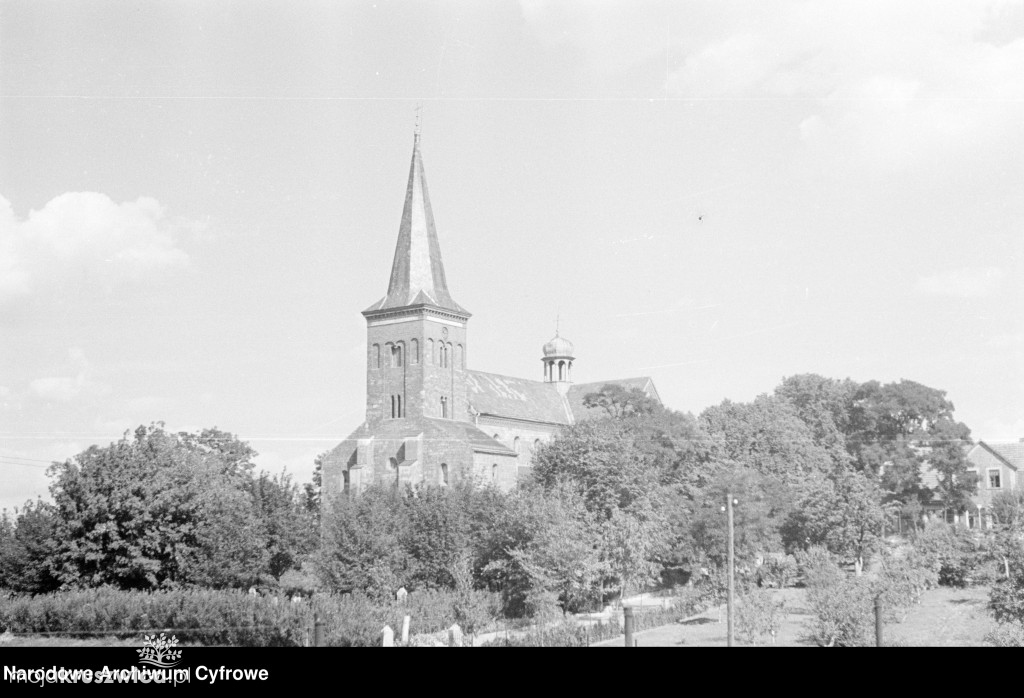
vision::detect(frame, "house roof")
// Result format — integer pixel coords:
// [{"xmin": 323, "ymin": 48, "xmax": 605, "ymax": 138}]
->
[
  {"xmin": 466, "ymin": 370, "xmax": 573, "ymax": 425},
  {"xmin": 566, "ymin": 377, "xmax": 661, "ymax": 420},
  {"xmin": 980, "ymin": 440, "xmax": 1024, "ymax": 471},
  {"xmin": 364, "ymin": 135, "xmax": 468, "ymax": 316}
]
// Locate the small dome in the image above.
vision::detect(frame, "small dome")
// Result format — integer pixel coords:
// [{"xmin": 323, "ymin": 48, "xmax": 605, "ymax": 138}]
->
[{"xmin": 542, "ymin": 334, "xmax": 575, "ymax": 357}]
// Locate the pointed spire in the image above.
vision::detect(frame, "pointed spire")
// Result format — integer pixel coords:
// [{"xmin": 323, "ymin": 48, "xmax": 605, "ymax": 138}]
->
[{"xmin": 365, "ymin": 134, "xmax": 468, "ymax": 316}]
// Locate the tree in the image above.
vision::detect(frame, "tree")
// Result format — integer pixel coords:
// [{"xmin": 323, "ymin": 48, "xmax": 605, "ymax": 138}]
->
[
  {"xmin": 925, "ymin": 420, "xmax": 976, "ymax": 521},
  {"xmin": 582, "ymin": 383, "xmax": 662, "ymax": 420},
  {"xmin": 700, "ymin": 395, "xmax": 833, "ymax": 483},
  {"xmin": 317, "ymin": 484, "xmax": 411, "ymax": 598},
  {"xmin": 774, "ymin": 373, "xmax": 858, "ymax": 470},
  {"xmin": 845, "ymin": 379, "xmax": 972, "ymax": 506},
  {"xmin": 249, "ymin": 470, "xmax": 316, "ymax": 581},
  {"xmin": 685, "ymin": 467, "xmax": 792, "ymax": 571},
  {"xmin": 530, "ymin": 418, "xmax": 673, "ymax": 601},
  {"xmin": 0, "ymin": 500, "xmax": 61, "ymax": 592},
  {"xmin": 782, "ymin": 470, "xmax": 885, "ymax": 574},
  {"xmin": 45, "ymin": 424, "xmax": 275, "ymax": 590},
  {"xmin": 484, "ymin": 484, "xmax": 603, "ymax": 616},
  {"xmin": 303, "ymin": 451, "xmax": 326, "ymax": 528}
]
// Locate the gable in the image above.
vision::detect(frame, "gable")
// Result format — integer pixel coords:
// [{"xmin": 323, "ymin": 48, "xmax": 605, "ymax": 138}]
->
[{"xmin": 984, "ymin": 441, "xmax": 1024, "ymax": 471}]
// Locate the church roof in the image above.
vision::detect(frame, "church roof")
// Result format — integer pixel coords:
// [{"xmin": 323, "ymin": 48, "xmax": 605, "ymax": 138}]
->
[
  {"xmin": 364, "ymin": 135, "xmax": 468, "ymax": 316},
  {"xmin": 336, "ymin": 415, "xmax": 515, "ymax": 457},
  {"xmin": 566, "ymin": 377, "xmax": 661, "ymax": 420},
  {"xmin": 466, "ymin": 371, "xmax": 662, "ymax": 426},
  {"xmin": 467, "ymin": 370, "xmax": 574, "ymax": 425}
]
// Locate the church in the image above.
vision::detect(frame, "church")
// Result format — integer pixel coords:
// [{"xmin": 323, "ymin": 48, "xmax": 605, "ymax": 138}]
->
[{"xmin": 320, "ymin": 133, "xmax": 661, "ymax": 497}]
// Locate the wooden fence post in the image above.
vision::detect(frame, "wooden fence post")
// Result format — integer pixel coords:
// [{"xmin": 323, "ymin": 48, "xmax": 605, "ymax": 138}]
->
[
  {"xmin": 624, "ymin": 606, "xmax": 634, "ymax": 648},
  {"xmin": 314, "ymin": 613, "xmax": 325, "ymax": 648}
]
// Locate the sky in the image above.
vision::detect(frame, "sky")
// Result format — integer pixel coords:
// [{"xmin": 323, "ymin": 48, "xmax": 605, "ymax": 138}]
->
[{"xmin": 2, "ymin": 0, "xmax": 1023, "ymax": 513}]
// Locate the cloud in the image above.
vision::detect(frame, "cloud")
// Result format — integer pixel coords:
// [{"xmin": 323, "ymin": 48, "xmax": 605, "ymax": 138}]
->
[
  {"xmin": 666, "ymin": 1, "xmax": 1024, "ymax": 170},
  {"xmin": 0, "ymin": 191, "xmax": 191, "ymax": 306},
  {"xmin": 28, "ymin": 347, "xmax": 110, "ymax": 403},
  {"xmin": 521, "ymin": 1, "xmax": 1024, "ymax": 171},
  {"xmin": 916, "ymin": 266, "xmax": 1005, "ymax": 298}
]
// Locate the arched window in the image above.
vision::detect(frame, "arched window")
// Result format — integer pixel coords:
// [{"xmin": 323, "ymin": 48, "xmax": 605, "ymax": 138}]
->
[
  {"xmin": 397, "ymin": 395, "xmax": 402, "ymax": 418},
  {"xmin": 441, "ymin": 396, "xmax": 448, "ymax": 419},
  {"xmin": 513, "ymin": 437, "xmax": 521, "ymax": 454},
  {"xmin": 558, "ymin": 360, "xmax": 565, "ymax": 381},
  {"xmin": 427, "ymin": 339, "xmax": 434, "ymax": 364},
  {"xmin": 492, "ymin": 463, "xmax": 499, "ymax": 482},
  {"xmin": 390, "ymin": 395, "xmax": 396, "ymax": 418},
  {"xmin": 441, "ymin": 463, "xmax": 449, "ymax": 486},
  {"xmin": 440, "ymin": 344, "xmax": 448, "ymax": 368},
  {"xmin": 372, "ymin": 344, "xmax": 381, "ymax": 369},
  {"xmin": 456, "ymin": 344, "xmax": 464, "ymax": 370},
  {"xmin": 392, "ymin": 343, "xmax": 403, "ymax": 367},
  {"xmin": 342, "ymin": 469, "xmax": 350, "ymax": 495},
  {"xmin": 411, "ymin": 339, "xmax": 419, "ymax": 364}
]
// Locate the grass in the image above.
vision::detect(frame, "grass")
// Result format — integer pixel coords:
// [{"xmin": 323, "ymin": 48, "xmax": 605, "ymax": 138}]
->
[{"xmin": 592, "ymin": 585, "xmax": 996, "ymax": 647}]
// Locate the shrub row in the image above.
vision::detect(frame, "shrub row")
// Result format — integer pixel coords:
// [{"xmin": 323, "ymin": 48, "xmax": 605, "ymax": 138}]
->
[{"xmin": 0, "ymin": 586, "xmax": 499, "ymax": 647}]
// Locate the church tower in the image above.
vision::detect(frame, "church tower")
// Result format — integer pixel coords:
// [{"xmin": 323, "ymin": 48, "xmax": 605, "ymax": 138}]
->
[
  {"xmin": 362, "ymin": 133, "xmax": 472, "ymax": 427},
  {"xmin": 542, "ymin": 331, "xmax": 575, "ymax": 396}
]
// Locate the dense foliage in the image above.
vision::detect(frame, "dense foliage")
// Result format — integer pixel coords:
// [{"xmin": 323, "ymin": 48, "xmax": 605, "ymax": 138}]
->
[
  {"xmin": 0, "ymin": 372, "xmax": 991, "ymax": 646},
  {"xmin": 0, "ymin": 425, "xmax": 314, "ymax": 592}
]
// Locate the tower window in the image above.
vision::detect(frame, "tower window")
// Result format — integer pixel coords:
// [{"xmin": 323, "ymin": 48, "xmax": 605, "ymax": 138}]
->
[
  {"xmin": 514, "ymin": 437, "xmax": 521, "ymax": 454},
  {"xmin": 397, "ymin": 395, "xmax": 403, "ymax": 418},
  {"xmin": 392, "ymin": 343, "xmax": 403, "ymax": 367},
  {"xmin": 456, "ymin": 344, "xmax": 464, "ymax": 370},
  {"xmin": 441, "ymin": 463, "xmax": 449, "ymax": 486},
  {"xmin": 373, "ymin": 344, "xmax": 381, "ymax": 369},
  {"xmin": 441, "ymin": 396, "xmax": 448, "ymax": 419},
  {"xmin": 427, "ymin": 339, "xmax": 434, "ymax": 364},
  {"xmin": 492, "ymin": 463, "xmax": 499, "ymax": 482},
  {"xmin": 411, "ymin": 339, "xmax": 419, "ymax": 364}
]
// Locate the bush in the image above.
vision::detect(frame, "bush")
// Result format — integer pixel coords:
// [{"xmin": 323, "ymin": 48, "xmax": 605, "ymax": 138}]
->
[
  {"xmin": 796, "ymin": 546, "xmax": 841, "ymax": 589},
  {"xmin": 985, "ymin": 623, "xmax": 1024, "ymax": 647},
  {"xmin": 759, "ymin": 555, "xmax": 797, "ymax": 589},
  {"xmin": 481, "ymin": 620, "xmax": 592, "ymax": 647},
  {"xmin": 911, "ymin": 522, "xmax": 978, "ymax": 588},
  {"xmin": 801, "ymin": 550, "xmax": 874, "ymax": 647},
  {"xmin": 0, "ymin": 586, "xmax": 501, "ymax": 647},
  {"xmin": 736, "ymin": 589, "xmax": 784, "ymax": 644},
  {"xmin": 872, "ymin": 549, "xmax": 936, "ymax": 623}
]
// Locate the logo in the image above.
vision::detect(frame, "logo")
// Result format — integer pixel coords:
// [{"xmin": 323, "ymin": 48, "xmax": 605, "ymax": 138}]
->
[{"xmin": 136, "ymin": 633, "xmax": 182, "ymax": 669}]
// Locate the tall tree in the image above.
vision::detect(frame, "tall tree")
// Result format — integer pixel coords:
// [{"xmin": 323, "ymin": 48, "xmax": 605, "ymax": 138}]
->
[
  {"xmin": 782, "ymin": 470, "xmax": 885, "ymax": 574},
  {"xmin": 774, "ymin": 373, "xmax": 858, "ymax": 470},
  {"xmin": 700, "ymin": 395, "xmax": 833, "ymax": 483},
  {"xmin": 45, "ymin": 424, "xmax": 277, "ymax": 590}
]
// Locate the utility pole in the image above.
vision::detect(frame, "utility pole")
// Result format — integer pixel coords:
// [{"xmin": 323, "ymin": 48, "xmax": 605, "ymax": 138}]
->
[{"xmin": 727, "ymin": 492, "xmax": 735, "ymax": 648}]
